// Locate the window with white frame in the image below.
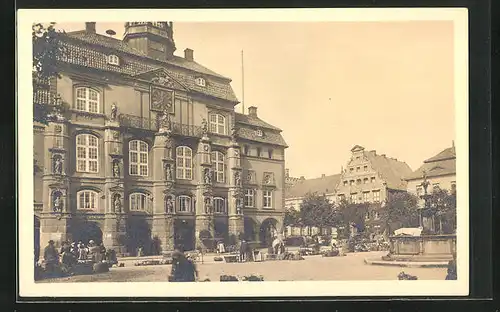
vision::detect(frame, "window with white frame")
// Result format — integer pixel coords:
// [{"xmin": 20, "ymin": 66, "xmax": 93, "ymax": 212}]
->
[
  {"xmin": 177, "ymin": 195, "xmax": 192, "ymax": 212},
  {"xmin": 373, "ymin": 211, "xmax": 380, "ymax": 220},
  {"xmin": 363, "ymin": 192, "xmax": 370, "ymax": 202},
  {"xmin": 129, "ymin": 193, "xmax": 150, "ymax": 212},
  {"xmin": 371, "ymin": 177, "xmax": 376, "ymax": 183},
  {"xmin": 195, "ymin": 77, "xmax": 206, "ymax": 87},
  {"xmin": 350, "ymin": 193, "xmax": 357, "ymax": 203},
  {"xmin": 107, "ymin": 54, "xmax": 120, "ymax": 66},
  {"xmin": 372, "ymin": 190, "xmax": 381, "ymax": 202},
  {"xmin": 211, "ymin": 151, "xmax": 225, "ymax": 183},
  {"xmin": 343, "ymin": 181, "xmax": 348, "ymax": 186},
  {"xmin": 338, "ymin": 194, "xmax": 345, "ymax": 202},
  {"xmin": 244, "ymin": 189, "xmax": 255, "ymax": 207},
  {"xmin": 255, "ymin": 129, "xmax": 263, "ymax": 137},
  {"xmin": 363, "ymin": 178, "xmax": 369, "ymax": 184},
  {"xmin": 263, "ymin": 190, "xmax": 273, "ymax": 209},
  {"xmin": 77, "ymin": 190, "xmax": 98, "ymax": 210},
  {"xmin": 416, "ymin": 186, "xmax": 423, "ymax": 196},
  {"xmin": 75, "ymin": 87, "xmax": 99, "ymax": 113},
  {"xmin": 209, "ymin": 113, "xmax": 226, "ymax": 135},
  {"xmin": 213, "ymin": 197, "xmax": 225, "ymax": 214},
  {"xmin": 129, "ymin": 140, "xmax": 148, "ymax": 176},
  {"xmin": 76, "ymin": 134, "xmax": 99, "ymax": 173},
  {"xmin": 176, "ymin": 146, "xmax": 193, "ymax": 180}
]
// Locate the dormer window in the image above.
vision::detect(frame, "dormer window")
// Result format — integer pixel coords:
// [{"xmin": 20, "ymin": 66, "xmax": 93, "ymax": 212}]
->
[
  {"xmin": 195, "ymin": 77, "xmax": 206, "ymax": 87},
  {"xmin": 255, "ymin": 129, "xmax": 263, "ymax": 137},
  {"xmin": 107, "ymin": 54, "xmax": 120, "ymax": 66}
]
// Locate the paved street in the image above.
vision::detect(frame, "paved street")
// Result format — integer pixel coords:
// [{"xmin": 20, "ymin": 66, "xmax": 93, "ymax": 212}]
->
[{"xmin": 38, "ymin": 251, "xmax": 447, "ymax": 283}]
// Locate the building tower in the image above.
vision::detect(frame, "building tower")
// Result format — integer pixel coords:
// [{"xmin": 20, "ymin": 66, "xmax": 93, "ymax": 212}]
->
[{"xmin": 123, "ymin": 22, "xmax": 176, "ymax": 61}]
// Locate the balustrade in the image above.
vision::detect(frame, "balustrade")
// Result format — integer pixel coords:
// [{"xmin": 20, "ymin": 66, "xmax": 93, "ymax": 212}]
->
[{"xmin": 119, "ymin": 114, "xmax": 202, "ymax": 137}]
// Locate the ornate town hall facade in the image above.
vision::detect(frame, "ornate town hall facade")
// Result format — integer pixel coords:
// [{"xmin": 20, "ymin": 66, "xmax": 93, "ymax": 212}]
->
[{"xmin": 33, "ymin": 22, "xmax": 287, "ymax": 256}]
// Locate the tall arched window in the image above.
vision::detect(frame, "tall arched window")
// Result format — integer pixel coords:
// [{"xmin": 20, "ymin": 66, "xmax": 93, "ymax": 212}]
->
[
  {"xmin": 176, "ymin": 146, "xmax": 193, "ymax": 180},
  {"xmin": 177, "ymin": 195, "xmax": 192, "ymax": 213},
  {"xmin": 76, "ymin": 134, "xmax": 99, "ymax": 173},
  {"xmin": 75, "ymin": 87, "xmax": 99, "ymax": 113},
  {"xmin": 129, "ymin": 192, "xmax": 151, "ymax": 212},
  {"xmin": 129, "ymin": 140, "xmax": 148, "ymax": 176},
  {"xmin": 77, "ymin": 190, "xmax": 98, "ymax": 210},
  {"xmin": 213, "ymin": 197, "xmax": 226, "ymax": 214},
  {"xmin": 211, "ymin": 151, "xmax": 225, "ymax": 183},
  {"xmin": 209, "ymin": 113, "xmax": 226, "ymax": 135}
]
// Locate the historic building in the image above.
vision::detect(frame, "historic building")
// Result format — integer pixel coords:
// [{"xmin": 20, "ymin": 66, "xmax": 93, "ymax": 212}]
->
[
  {"xmin": 284, "ymin": 168, "xmax": 303, "ymax": 190},
  {"xmin": 33, "ymin": 22, "xmax": 287, "ymax": 256},
  {"xmin": 405, "ymin": 142, "xmax": 456, "ymax": 201},
  {"xmin": 284, "ymin": 145, "xmax": 413, "ymax": 236}
]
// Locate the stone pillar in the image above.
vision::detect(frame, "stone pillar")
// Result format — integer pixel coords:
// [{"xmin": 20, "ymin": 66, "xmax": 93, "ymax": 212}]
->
[
  {"xmin": 194, "ymin": 131, "xmax": 214, "ymax": 249},
  {"xmin": 102, "ymin": 121, "xmax": 126, "ymax": 254},
  {"xmin": 227, "ymin": 140, "xmax": 244, "ymax": 244},
  {"xmin": 151, "ymin": 130, "xmax": 176, "ymax": 253},
  {"xmin": 40, "ymin": 119, "xmax": 72, "ymax": 251}
]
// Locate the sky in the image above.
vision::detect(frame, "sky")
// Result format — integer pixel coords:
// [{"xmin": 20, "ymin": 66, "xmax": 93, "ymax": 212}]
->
[{"xmin": 55, "ymin": 21, "xmax": 456, "ymax": 179}]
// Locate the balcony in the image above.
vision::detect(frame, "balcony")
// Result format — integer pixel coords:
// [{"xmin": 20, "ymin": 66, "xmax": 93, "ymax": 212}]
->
[{"xmin": 119, "ymin": 114, "xmax": 202, "ymax": 138}]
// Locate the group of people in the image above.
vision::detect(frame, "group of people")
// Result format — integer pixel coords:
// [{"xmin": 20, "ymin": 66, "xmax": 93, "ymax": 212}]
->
[{"xmin": 42, "ymin": 239, "xmax": 117, "ymax": 276}]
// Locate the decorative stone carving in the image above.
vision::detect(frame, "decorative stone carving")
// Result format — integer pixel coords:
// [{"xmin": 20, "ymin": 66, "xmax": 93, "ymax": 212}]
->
[
  {"xmin": 164, "ymin": 163, "xmax": 173, "ymax": 181},
  {"xmin": 204, "ymin": 197, "xmax": 213, "ymax": 214},
  {"xmin": 231, "ymin": 127, "xmax": 238, "ymax": 141},
  {"xmin": 112, "ymin": 160, "xmax": 120, "ymax": 178},
  {"xmin": 263, "ymin": 173, "xmax": 274, "ymax": 185},
  {"xmin": 52, "ymin": 191, "xmax": 63, "ymax": 212},
  {"xmin": 165, "ymin": 196, "xmax": 174, "ymax": 213},
  {"xmin": 110, "ymin": 102, "xmax": 118, "ymax": 121},
  {"xmin": 151, "ymin": 87, "xmax": 174, "ymax": 112},
  {"xmin": 151, "ymin": 72, "xmax": 175, "ymax": 88},
  {"xmin": 204, "ymin": 168, "xmax": 212, "ymax": 184},
  {"xmin": 201, "ymin": 118, "xmax": 208, "ymax": 136},
  {"xmin": 54, "ymin": 125, "xmax": 62, "ymax": 133},
  {"xmin": 113, "ymin": 194, "xmax": 122, "ymax": 213},
  {"xmin": 112, "ymin": 131, "xmax": 120, "ymax": 140},
  {"xmin": 236, "ymin": 198, "xmax": 243, "ymax": 215},
  {"xmin": 234, "ymin": 149, "xmax": 240, "ymax": 158},
  {"xmin": 158, "ymin": 108, "xmax": 172, "ymax": 132},
  {"xmin": 53, "ymin": 155, "xmax": 63, "ymax": 175},
  {"xmin": 234, "ymin": 171, "xmax": 242, "ymax": 186}
]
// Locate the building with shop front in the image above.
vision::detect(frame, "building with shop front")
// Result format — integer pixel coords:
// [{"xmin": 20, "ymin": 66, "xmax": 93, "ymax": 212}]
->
[
  {"xmin": 284, "ymin": 145, "xmax": 413, "ymax": 236},
  {"xmin": 33, "ymin": 22, "xmax": 287, "ymax": 256}
]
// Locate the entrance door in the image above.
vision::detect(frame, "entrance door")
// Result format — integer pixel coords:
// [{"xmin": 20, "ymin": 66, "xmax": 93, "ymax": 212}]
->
[
  {"xmin": 126, "ymin": 218, "xmax": 152, "ymax": 256},
  {"xmin": 260, "ymin": 218, "xmax": 278, "ymax": 247},
  {"xmin": 72, "ymin": 221, "xmax": 103, "ymax": 245},
  {"xmin": 174, "ymin": 219, "xmax": 195, "ymax": 252}
]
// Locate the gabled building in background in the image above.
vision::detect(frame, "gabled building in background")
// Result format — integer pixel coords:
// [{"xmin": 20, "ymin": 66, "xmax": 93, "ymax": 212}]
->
[
  {"xmin": 34, "ymin": 22, "xmax": 287, "ymax": 256},
  {"xmin": 405, "ymin": 142, "xmax": 456, "ymax": 202}
]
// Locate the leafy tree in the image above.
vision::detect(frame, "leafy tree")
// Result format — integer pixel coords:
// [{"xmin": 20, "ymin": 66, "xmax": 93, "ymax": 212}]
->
[
  {"xmin": 380, "ymin": 192, "xmax": 419, "ymax": 234},
  {"xmin": 429, "ymin": 188, "xmax": 456, "ymax": 234},
  {"xmin": 299, "ymin": 192, "xmax": 336, "ymax": 234},
  {"xmin": 284, "ymin": 207, "xmax": 301, "ymax": 228},
  {"xmin": 32, "ymin": 22, "xmax": 66, "ymax": 123},
  {"xmin": 337, "ymin": 200, "xmax": 370, "ymax": 234}
]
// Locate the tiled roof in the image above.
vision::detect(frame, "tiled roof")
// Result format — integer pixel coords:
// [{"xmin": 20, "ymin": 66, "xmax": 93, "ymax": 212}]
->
[
  {"xmin": 364, "ymin": 151, "xmax": 413, "ymax": 191},
  {"xmin": 285, "ymin": 174, "xmax": 342, "ymax": 199},
  {"xmin": 237, "ymin": 127, "xmax": 288, "ymax": 147},
  {"xmin": 57, "ymin": 32, "xmax": 239, "ymax": 102},
  {"xmin": 235, "ymin": 113, "xmax": 282, "ymax": 131},
  {"xmin": 406, "ymin": 147, "xmax": 456, "ymax": 180}
]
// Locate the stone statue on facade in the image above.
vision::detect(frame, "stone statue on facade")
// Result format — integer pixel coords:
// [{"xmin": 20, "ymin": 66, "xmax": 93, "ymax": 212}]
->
[
  {"xmin": 112, "ymin": 160, "xmax": 120, "ymax": 177},
  {"xmin": 165, "ymin": 196, "xmax": 174, "ymax": 213},
  {"xmin": 110, "ymin": 102, "xmax": 118, "ymax": 121},
  {"xmin": 236, "ymin": 198, "xmax": 243, "ymax": 215},
  {"xmin": 164, "ymin": 163, "xmax": 173, "ymax": 181},
  {"xmin": 53, "ymin": 193, "xmax": 62, "ymax": 212},
  {"xmin": 234, "ymin": 171, "xmax": 241, "ymax": 186},
  {"xmin": 204, "ymin": 168, "xmax": 212, "ymax": 184},
  {"xmin": 53, "ymin": 156, "xmax": 63, "ymax": 175},
  {"xmin": 231, "ymin": 127, "xmax": 238, "ymax": 141},
  {"xmin": 201, "ymin": 118, "xmax": 208, "ymax": 136},
  {"xmin": 159, "ymin": 109, "xmax": 172, "ymax": 132},
  {"xmin": 204, "ymin": 197, "xmax": 212, "ymax": 214},
  {"xmin": 113, "ymin": 195, "xmax": 122, "ymax": 213}
]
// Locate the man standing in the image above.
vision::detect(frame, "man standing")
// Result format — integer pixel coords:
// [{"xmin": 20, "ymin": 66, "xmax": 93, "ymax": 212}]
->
[
  {"xmin": 43, "ymin": 240, "xmax": 59, "ymax": 276},
  {"xmin": 239, "ymin": 239, "xmax": 247, "ymax": 262}
]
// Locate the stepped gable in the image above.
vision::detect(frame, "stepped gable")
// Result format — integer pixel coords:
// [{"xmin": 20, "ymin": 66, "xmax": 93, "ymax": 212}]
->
[{"xmin": 364, "ymin": 150, "xmax": 413, "ymax": 191}]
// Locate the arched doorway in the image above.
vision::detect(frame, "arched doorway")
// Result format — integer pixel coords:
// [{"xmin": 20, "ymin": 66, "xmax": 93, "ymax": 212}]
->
[
  {"xmin": 126, "ymin": 218, "xmax": 152, "ymax": 256},
  {"xmin": 214, "ymin": 219, "xmax": 228, "ymax": 244},
  {"xmin": 34, "ymin": 216, "xmax": 40, "ymax": 262},
  {"xmin": 244, "ymin": 217, "xmax": 258, "ymax": 242},
  {"xmin": 72, "ymin": 221, "xmax": 103, "ymax": 245},
  {"xmin": 174, "ymin": 219, "xmax": 195, "ymax": 252},
  {"xmin": 260, "ymin": 218, "xmax": 278, "ymax": 247}
]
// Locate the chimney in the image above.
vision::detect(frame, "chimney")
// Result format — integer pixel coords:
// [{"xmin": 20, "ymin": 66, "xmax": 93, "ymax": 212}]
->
[
  {"xmin": 85, "ymin": 22, "xmax": 96, "ymax": 34},
  {"xmin": 248, "ymin": 106, "xmax": 258, "ymax": 117},
  {"xmin": 184, "ymin": 48, "xmax": 194, "ymax": 61},
  {"xmin": 381, "ymin": 154, "xmax": 386, "ymax": 157},
  {"xmin": 452, "ymin": 140, "xmax": 455, "ymax": 148},
  {"xmin": 300, "ymin": 176, "xmax": 305, "ymax": 181},
  {"xmin": 285, "ymin": 168, "xmax": 290, "ymax": 177},
  {"xmin": 321, "ymin": 174, "xmax": 326, "ymax": 178}
]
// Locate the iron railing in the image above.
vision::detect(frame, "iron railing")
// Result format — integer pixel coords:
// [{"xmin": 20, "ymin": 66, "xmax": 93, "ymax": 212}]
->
[{"xmin": 119, "ymin": 114, "xmax": 202, "ymax": 137}]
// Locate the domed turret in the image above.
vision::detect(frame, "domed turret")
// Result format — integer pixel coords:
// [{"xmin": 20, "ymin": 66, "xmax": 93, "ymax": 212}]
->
[{"xmin": 123, "ymin": 22, "xmax": 176, "ymax": 61}]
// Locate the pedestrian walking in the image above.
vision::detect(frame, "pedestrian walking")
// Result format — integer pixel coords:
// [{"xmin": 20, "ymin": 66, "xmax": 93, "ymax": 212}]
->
[
  {"xmin": 170, "ymin": 250, "xmax": 198, "ymax": 282},
  {"xmin": 217, "ymin": 241, "xmax": 225, "ymax": 254},
  {"xmin": 43, "ymin": 240, "xmax": 60, "ymax": 277},
  {"xmin": 239, "ymin": 240, "xmax": 247, "ymax": 262}
]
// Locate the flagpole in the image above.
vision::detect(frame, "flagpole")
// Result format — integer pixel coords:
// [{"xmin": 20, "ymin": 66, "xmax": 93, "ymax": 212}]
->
[{"xmin": 241, "ymin": 50, "xmax": 245, "ymax": 114}]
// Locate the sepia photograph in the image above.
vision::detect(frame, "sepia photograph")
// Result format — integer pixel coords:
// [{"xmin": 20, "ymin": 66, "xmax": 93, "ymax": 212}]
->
[{"xmin": 18, "ymin": 8, "xmax": 469, "ymax": 297}]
